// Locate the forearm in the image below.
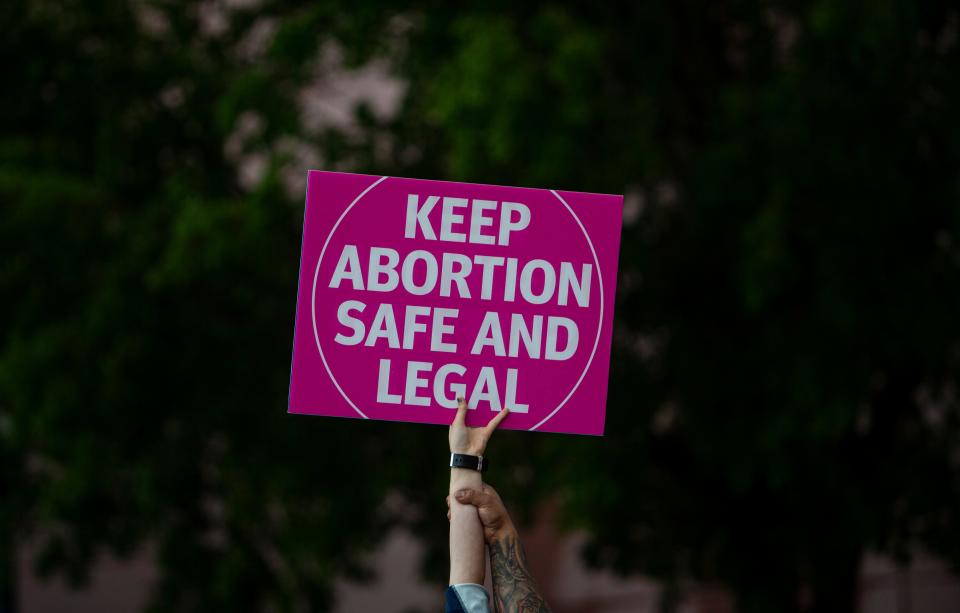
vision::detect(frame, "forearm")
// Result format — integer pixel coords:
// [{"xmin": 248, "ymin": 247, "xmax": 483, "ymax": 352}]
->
[
  {"xmin": 489, "ymin": 527, "xmax": 551, "ymax": 613},
  {"xmin": 448, "ymin": 467, "xmax": 485, "ymax": 585}
]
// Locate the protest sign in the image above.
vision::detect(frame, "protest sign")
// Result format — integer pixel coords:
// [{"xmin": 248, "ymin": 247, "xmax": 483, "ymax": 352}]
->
[{"xmin": 288, "ymin": 171, "xmax": 623, "ymax": 435}]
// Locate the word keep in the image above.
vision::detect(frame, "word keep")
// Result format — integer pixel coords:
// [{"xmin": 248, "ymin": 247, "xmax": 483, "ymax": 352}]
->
[{"xmin": 405, "ymin": 194, "xmax": 531, "ymax": 246}]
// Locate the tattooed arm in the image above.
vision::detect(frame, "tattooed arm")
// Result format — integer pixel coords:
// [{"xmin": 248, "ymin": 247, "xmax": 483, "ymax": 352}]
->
[
  {"xmin": 489, "ymin": 529, "xmax": 551, "ymax": 613},
  {"xmin": 451, "ymin": 484, "xmax": 552, "ymax": 612}
]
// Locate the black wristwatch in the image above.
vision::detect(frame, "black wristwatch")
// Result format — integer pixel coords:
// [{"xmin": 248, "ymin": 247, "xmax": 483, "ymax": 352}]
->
[{"xmin": 450, "ymin": 452, "xmax": 488, "ymax": 472}]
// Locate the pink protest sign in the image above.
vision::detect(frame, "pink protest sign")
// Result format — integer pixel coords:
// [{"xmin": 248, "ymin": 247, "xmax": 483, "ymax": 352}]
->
[{"xmin": 288, "ymin": 171, "xmax": 623, "ymax": 435}]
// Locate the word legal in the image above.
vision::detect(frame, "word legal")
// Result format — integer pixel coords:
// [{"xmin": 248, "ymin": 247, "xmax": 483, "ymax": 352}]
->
[{"xmin": 375, "ymin": 359, "xmax": 528, "ymax": 412}]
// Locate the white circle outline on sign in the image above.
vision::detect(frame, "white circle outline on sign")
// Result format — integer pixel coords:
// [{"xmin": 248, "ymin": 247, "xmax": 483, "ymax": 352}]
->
[
  {"xmin": 528, "ymin": 190, "xmax": 604, "ymax": 431},
  {"xmin": 311, "ymin": 175, "xmax": 388, "ymax": 419},
  {"xmin": 310, "ymin": 177, "xmax": 604, "ymax": 432}
]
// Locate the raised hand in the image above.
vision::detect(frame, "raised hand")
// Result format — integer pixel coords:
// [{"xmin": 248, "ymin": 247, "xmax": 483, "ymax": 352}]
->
[{"xmin": 448, "ymin": 397, "xmax": 510, "ymax": 455}]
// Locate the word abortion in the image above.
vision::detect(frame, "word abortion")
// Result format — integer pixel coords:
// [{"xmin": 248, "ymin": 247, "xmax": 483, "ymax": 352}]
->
[
  {"xmin": 329, "ymin": 247, "xmax": 592, "ymax": 307},
  {"xmin": 328, "ymin": 194, "xmax": 594, "ymax": 307}
]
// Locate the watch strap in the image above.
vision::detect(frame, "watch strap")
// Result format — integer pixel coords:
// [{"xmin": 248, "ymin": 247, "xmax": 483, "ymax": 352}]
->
[{"xmin": 450, "ymin": 452, "xmax": 488, "ymax": 472}]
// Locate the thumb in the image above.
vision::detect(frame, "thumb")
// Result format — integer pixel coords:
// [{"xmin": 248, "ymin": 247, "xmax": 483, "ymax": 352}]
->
[{"xmin": 454, "ymin": 488, "xmax": 481, "ymax": 505}]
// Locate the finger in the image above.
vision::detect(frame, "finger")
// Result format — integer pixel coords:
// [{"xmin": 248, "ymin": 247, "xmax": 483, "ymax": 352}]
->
[
  {"xmin": 454, "ymin": 487, "xmax": 491, "ymax": 507},
  {"xmin": 478, "ymin": 484, "xmax": 504, "ymax": 507},
  {"xmin": 483, "ymin": 407, "xmax": 510, "ymax": 435},
  {"xmin": 453, "ymin": 396, "xmax": 468, "ymax": 426},
  {"xmin": 481, "ymin": 483, "xmax": 500, "ymax": 499}
]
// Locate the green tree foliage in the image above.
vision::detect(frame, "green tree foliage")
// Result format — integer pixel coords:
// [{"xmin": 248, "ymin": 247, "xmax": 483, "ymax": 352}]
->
[
  {"xmin": 1, "ymin": 1, "xmax": 420, "ymax": 611},
  {"xmin": 3, "ymin": 1, "xmax": 960, "ymax": 612}
]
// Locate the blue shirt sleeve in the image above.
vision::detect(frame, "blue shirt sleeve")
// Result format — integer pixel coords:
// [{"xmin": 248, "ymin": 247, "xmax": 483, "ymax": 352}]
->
[{"xmin": 444, "ymin": 583, "xmax": 490, "ymax": 613}]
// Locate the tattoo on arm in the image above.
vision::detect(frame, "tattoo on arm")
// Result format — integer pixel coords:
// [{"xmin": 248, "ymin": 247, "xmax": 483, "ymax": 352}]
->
[{"xmin": 489, "ymin": 533, "xmax": 551, "ymax": 613}]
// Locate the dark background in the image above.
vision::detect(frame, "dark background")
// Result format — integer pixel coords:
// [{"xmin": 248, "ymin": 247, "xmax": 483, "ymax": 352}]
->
[{"xmin": 3, "ymin": 1, "xmax": 960, "ymax": 612}]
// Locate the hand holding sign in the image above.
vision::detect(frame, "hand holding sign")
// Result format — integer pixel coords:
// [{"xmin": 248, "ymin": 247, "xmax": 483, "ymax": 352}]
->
[
  {"xmin": 449, "ymin": 398, "xmax": 510, "ymax": 455},
  {"xmin": 288, "ymin": 172, "xmax": 623, "ymax": 435}
]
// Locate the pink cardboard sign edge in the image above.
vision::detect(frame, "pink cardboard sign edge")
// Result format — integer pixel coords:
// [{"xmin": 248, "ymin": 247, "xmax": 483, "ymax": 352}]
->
[{"xmin": 288, "ymin": 170, "xmax": 623, "ymax": 436}]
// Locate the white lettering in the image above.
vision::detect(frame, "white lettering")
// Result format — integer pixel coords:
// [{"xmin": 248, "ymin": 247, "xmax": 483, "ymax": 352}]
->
[
  {"xmin": 404, "ymin": 361, "xmax": 432, "ymax": 406},
  {"xmin": 439, "ymin": 197, "xmax": 468, "ymax": 242},
  {"xmin": 474, "ymin": 255, "xmax": 504, "ymax": 300},
  {"xmin": 435, "ymin": 363, "xmax": 466, "ymax": 408},
  {"xmin": 508, "ymin": 313, "xmax": 542, "ymax": 358},
  {"xmin": 376, "ymin": 359, "xmax": 401, "ymax": 404},
  {"xmin": 401, "ymin": 250, "xmax": 439, "ymax": 295},
  {"xmin": 503, "ymin": 258, "xmax": 518, "ymax": 302},
  {"xmin": 545, "ymin": 317, "xmax": 579, "ymax": 360},
  {"xmin": 367, "ymin": 247, "xmax": 400, "ymax": 292},
  {"xmin": 329, "ymin": 245, "xmax": 363, "ymax": 289},
  {"xmin": 519, "ymin": 259, "xmax": 556, "ymax": 304},
  {"xmin": 504, "ymin": 369, "xmax": 528, "ymax": 413},
  {"xmin": 558, "ymin": 262, "xmax": 591, "ymax": 307},
  {"xmin": 334, "ymin": 300, "xmax": 366, "ymax": 345},
  {"xmin": 469, "ymin": 366, "xmax": 501, "ymax": 411},
  {"xmin": 402, "ymin": 305, "xmax": 431, "ymax": 350},
  {"xmin": 440, "ymin": 253, "xmax": 472, "ymax": 298},
  {"xmin": 405, "ymin": 194, "xmax": 438, "ymax": 240},
  {"xmin": 470, "ymin": 200, "xmax": 497, "ymax": 244},
  {"xmin": 365, "ymin": 303, "xmax": 400, "ymax": 348},
  {"xmin": 431, "ymin": 308, "xmax": 458, "ymax": 352},
  {"xmin": 498, "ymin": 202, "xmax": 530, "ymax": 246},
  {"xmin": 471, "ymin": 312, "xmax": 506, "ymax": 357}
]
